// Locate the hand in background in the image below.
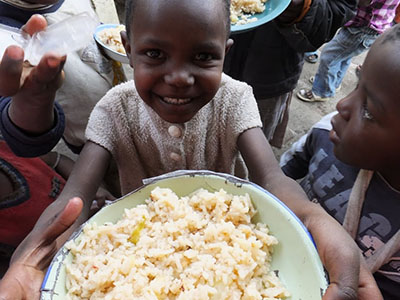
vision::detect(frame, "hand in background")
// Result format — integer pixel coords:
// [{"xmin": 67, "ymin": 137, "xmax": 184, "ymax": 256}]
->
[
  {"xmin": 0, "ymin": 14, "xmax": 66, "ymax": 134},
  {"xmin": 0, "ymin": 198, "xmax": 82, "ymax": 300},
  {"xmin": 276, "ymin": 0, "xmax": 305, "ymax": 24}
]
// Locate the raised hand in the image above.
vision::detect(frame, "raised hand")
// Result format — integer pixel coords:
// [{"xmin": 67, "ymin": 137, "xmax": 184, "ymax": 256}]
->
[{"xmin": 0, "ymin": 14, "xmax": 66, "ymax": 134}]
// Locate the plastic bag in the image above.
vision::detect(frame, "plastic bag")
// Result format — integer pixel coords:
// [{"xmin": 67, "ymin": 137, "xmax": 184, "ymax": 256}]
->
[{"xmin": 0, "ymin": 12, "xmax": 98, "ymax": 65}]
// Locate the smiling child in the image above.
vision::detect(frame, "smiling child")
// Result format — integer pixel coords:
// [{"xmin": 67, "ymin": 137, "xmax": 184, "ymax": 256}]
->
[{"xmin": 8, "ymin": 0, "xmax": 383, "ymax": 299}]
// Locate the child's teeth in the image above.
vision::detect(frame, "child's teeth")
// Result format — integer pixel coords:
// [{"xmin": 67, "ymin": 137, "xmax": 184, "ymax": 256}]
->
[{"xmin": 163, "ymin": 97, "xmax": 191, "ymax": 104}]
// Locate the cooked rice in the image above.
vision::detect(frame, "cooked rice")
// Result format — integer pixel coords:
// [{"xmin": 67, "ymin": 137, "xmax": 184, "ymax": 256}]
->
[
  {"xmin": 65, "ymin": 187, "xmax": 290, "ymax": 299},
  {"xmin": 97, "ymin": 25, "xmax": 126, "ymax": 54},
  {"xmin": 231, "ymin": 0, "xmax": 268, "ymax": 25}
]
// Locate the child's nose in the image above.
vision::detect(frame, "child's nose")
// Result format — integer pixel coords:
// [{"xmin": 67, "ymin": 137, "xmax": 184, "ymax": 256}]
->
[
  {"xmin": 336, "ymin": 94, "xmax": 352, "ymax": 121},
  {"xmin": 164, "ymin": 69, "xmax": 195, "ymax": 87}
]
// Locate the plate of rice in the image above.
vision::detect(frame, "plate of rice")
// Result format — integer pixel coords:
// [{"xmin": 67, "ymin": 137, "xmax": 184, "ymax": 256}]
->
[
  {"xmin": 231, "ymin": 0, "xmax": 291, "ymax": 33},
  {"xmin": 94, "ymin": 24, "xmax": 129, "ymax": 64},
  {"xmin": 41, "ymin": 170, "xmax": 328, "ymax": 299}
]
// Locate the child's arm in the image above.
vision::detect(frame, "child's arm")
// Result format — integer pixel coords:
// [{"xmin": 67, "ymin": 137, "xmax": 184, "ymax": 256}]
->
[
  {"xmin": 40, "ymin": 152, "xmax": 116, "ymax": 205},
  {"xmin": 40, "ymin": 151, "xmax": 74, "ymax": 180},
  {"xmin": 238, "ymin": 127, "xmax": 382, "ymax": 300},
  {"xmin": 11, "ymin": 141, "xmax": 111, "ymax": 262}
]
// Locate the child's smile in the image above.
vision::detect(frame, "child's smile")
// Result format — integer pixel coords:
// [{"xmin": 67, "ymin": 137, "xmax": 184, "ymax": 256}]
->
[
  {"xmin": 161, "ymin": 97, "xmax": 192, "ymax": 105},
  {"xmin": 121, "ymin": 0, "xmax": 232, "ymax": 124}
]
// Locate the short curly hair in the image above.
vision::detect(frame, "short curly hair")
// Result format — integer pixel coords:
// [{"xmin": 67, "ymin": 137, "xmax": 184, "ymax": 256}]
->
[{"xmin": 124, "ymin": 0, "xmax": 231, "ymax": 39}]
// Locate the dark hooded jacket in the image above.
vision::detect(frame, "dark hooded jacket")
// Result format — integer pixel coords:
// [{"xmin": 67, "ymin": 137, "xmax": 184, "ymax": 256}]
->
[{"xmin": 224, "ymin": 0, "xmax": 357, "ymax": 99}]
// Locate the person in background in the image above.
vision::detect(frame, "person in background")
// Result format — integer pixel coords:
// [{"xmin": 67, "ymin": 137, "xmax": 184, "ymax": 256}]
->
[
  {"xmin": 0, "ymin": 0, "xmax": 122, "ymax": 157},
  {"xmin": 281, "ymin": 24, "xmax": 400, "ymax": 299},
  {"xmin": 2, "ymin": 0, "xmax": 383, "ymax": 299},
  {"xmin": 0, "ymin": 133, "xmax": 115, "ymax": 277},
  {"xmin": 223, "ymin": 0, "xmax": 357, "ymax": 148},
  {"xmin": 297, "ymin": 0, "xmax": 400, "ymax": 102}
]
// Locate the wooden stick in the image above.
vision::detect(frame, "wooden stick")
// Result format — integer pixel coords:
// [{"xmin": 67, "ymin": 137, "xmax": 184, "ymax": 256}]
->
[
  {"xmin": 342, "ymin": 170, "xmax": 373, "ymax": 239},
  {"xmin": 367, "ymin": 229, "xmax": 400, "ymax": 273}
]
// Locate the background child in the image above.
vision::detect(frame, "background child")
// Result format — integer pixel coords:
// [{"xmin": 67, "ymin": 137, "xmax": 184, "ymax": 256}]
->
[
  {"xmin": 281, "ymin": 24, "xmax": 400, "ymax": 299},
  {"xmin": 0, "ymin": 196, "xmax": 82, "ymax": 299},
  {"xmin": 0, "ymin": 135, "xmax": 114, "ymax": 277},
  {"xmin": 4, "ymin": 0, "xmax": 382, "ymax": 299},
  {"xmin": 0, "ymin": 136, "xmax": 69, "ymax": 276}
]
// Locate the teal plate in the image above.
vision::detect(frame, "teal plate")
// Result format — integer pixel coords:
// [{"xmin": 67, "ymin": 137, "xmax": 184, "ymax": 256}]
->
[
  {"xmin": 231, "ymin": 0, "xmax": 291, "ymax": 33},
  {"xmin": 41, "ymin": 170, "xmax": 328, "ymax": 299}
]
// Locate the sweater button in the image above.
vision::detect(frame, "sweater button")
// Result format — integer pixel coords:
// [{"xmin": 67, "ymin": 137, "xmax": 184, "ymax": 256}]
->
[
  {"xmin": 168, "ymin": 125, "xmax": 182, "ymax": 138},
  {"xmin": 169, "ymin": 152, "xmax": 181, "ymax": 161}
]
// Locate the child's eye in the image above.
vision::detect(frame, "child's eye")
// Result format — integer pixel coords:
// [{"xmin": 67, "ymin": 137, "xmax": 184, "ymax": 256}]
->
[
  {"xmin": 195, "ymin": 53, "xmax": 213, "ymax": 61},
  {"xmin": 145, "ymin": 50, "xmax": 164, "ymax": 59},
  {"xmin": 362, "ymin": 101, "xmax": 374, "ymax": 121}
]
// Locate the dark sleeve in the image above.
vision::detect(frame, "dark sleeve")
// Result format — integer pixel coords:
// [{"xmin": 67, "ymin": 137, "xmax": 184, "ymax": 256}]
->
[
  {"xmin": 0, "ymin": 97, "xmax": 65, "ymax": 157},
  {"xmin": 275, "ymin": 0, "xmax": 357, "ymax": 52},
  {"xmin": 280, "ymin": 130, "xmax": 315, "ymax": 180}
]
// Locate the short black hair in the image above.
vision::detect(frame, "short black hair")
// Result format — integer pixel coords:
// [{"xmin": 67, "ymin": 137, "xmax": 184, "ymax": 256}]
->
[{"xmin": 124, "ymin": 0, "xmax": 231, "ymax": 39}]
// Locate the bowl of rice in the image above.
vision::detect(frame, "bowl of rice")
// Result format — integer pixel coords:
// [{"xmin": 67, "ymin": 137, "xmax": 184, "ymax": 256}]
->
[
  {"xmin": 41, "ymin": 170, "xmax": 328, "ymax": 299},
  {"xmin": 231, "ymin": 0, "xmax": 291, "ymax": 33},
  {"xmin": 94, "ymin": 24, "xmax": 129, "ymax": 64}
]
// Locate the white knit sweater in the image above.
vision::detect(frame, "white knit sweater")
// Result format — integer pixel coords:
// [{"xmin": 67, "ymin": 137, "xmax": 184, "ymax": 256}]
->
[{"xmin": 86, "ymin": 73, "xmax": 262, "ymax": 195}]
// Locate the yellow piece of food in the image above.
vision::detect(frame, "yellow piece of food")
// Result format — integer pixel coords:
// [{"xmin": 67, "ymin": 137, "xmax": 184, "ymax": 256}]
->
[{"xmin": 128, "ymin": 216, "xmax": 146, "ymax": 244}]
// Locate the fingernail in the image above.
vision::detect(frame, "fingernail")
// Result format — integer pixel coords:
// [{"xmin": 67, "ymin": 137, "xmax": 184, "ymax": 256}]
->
[
  {"xmin": 47, "ymin": 57, "xmax": 60, "ymax": 67},
  {"xmin": 5, "ymin": 46, "xmax": 24, "ymax": 60}
]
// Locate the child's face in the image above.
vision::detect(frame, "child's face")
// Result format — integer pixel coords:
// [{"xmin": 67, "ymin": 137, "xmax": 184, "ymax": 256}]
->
[
  {"xmin": 121, "ymin": 0, "xmax": 232, "ymax": 124},
  {"xmin": 330, "ymin": 41, "xmax": 400, "ymax": 174}
]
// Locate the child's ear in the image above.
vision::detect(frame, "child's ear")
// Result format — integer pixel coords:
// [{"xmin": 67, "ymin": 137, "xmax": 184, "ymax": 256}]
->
[
  {"xmin": 225, "ymin": 38, "xmax": 234, "ymax": 54},
  {"xmin": 121, "ymin": 31, "xmax": 133, "ymax": 67}
]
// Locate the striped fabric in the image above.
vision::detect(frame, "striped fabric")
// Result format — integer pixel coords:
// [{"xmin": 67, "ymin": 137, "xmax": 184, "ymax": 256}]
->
[{"xmin": 345, "ymin": 0, "xmax": 400, "ymax": 33}]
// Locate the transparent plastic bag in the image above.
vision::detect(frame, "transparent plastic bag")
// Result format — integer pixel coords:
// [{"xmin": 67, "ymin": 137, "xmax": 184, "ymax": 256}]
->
[
  {"xmin": 0, "ymin": 24, "xmax": 26, "ymax": 58},
  {"xmin": 0, "ymin": 12, "xmax": 98, "ymax": 65}
]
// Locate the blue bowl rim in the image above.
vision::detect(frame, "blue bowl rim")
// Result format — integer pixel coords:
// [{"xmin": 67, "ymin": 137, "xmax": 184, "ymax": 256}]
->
[
  {"xmin": 231, "ymin": 0, "xmax": 291, "ymax": 33},
  {"xmin": 94, "ymin": 23, "xmax": 128, "ymax": 59}
]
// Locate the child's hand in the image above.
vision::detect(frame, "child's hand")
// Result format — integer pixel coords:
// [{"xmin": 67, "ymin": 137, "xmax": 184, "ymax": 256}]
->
[
  {"xmin": 0, "ymin": 198, "xmax": 83, "ymax": 300},
  {"xmin": 304, "ymin": 206, "xmax": 383, "ymax": 300},
  {"xmin": 0, "ymin": 14, "xmax": 66, "ymax": 134},
  {"xmin": 94, "ymin": 186, "xmax": 117, "ymax": 208}
]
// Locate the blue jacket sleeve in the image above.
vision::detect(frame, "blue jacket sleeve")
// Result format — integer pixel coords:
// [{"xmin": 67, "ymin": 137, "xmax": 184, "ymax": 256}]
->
[{"xmin": 0, "ymin": 97, "xmax": 65, "ymax": 157}]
